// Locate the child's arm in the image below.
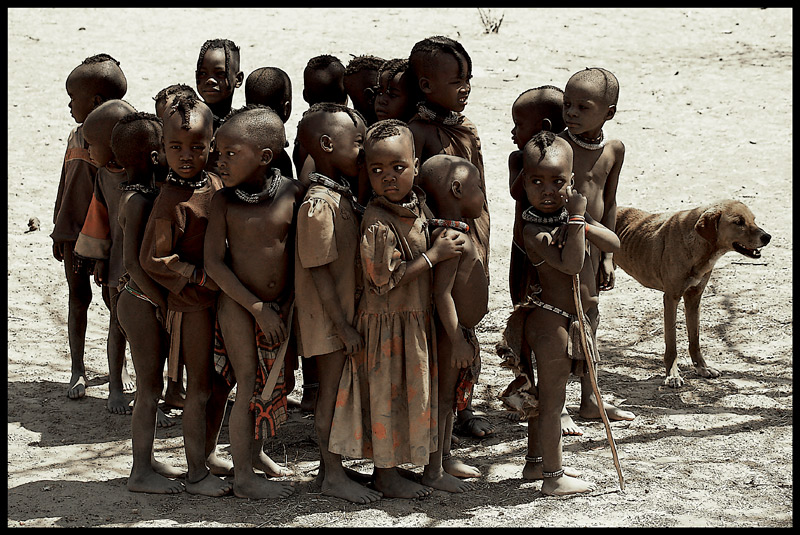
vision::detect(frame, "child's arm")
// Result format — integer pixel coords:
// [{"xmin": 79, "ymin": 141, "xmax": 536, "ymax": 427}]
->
[
  {"xmin": 508, "ymin": 151, "xmax": 525, "ymax": 202},
  {"xmin": 203, "ymin": 193, "xmax": 286, "ymax": 343},
  {"xmin": 599, "ymin": 142, "xmax": 624, "ymax": 290},
  {"xmin": 119, "ymin": 194, "xmax": 167, "ymax": 318},
  {"xmin": 585, "ymin": 212, "xmax": 620, "ymax": 253},
  {"xmin": 523, "ymin": 187, "xmax": 588, "ymax": 275},
  {"xmin": 431, "ymin": 235, "xmax": 473, "ymax": 368},
  {"xmin": 309, "ymin": 265, "xmax": 363, "ymax": 355}
]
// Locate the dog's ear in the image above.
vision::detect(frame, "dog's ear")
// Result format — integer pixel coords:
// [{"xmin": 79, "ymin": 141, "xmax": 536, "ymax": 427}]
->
[{"xmin": 695, "ymin": 209, "xmax": 720, "ymax": 243}]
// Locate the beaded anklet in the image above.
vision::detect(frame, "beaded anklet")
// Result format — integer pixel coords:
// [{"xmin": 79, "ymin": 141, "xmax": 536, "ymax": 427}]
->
[
  {"xmin": 524, "ymin": 455, "xmax": 543, "ymax": 464},
  {"xmin": 542, "ymin": 468, "xmax": 565, "ymax": 478}
]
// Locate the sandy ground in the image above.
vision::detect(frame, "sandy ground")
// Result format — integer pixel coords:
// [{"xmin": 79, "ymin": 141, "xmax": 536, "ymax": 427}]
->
[{"xmin": 6, "ymin": 7, "xmax": 792, "ymax": 527}]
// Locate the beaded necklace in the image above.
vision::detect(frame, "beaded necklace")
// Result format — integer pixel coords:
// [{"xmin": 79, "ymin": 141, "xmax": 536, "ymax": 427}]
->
[
  {"xmin": 398, "ymin": 190, "xmax": 419, "ymax": 212},
  {"xmin": 416, "ymin": 102, "xmax": 464, "ymax": 126},
  {"xmin": 118, "ymin": 181, "xmax": 158, "ymax": 196},
  {"xmin": 521, "ymin": 206, "xmax": 569, "ymax": 228},
  {"xmin": 427, "ymin": 218, "xmax": 470, "ymax": 233},
  {"xmin": 234, "ymin": 168, "xmax": 282, "ymax": 204},
  {"xmin": 308, "ymin": 172, "xmax": 365, "ymax": 215},
  {"xmin": 165, "ymin": 169, "xmax": 209, "ymax": 189},
  {"xmin": 567, "ymin": 128, "xmax": 606, "ymax": 151}
]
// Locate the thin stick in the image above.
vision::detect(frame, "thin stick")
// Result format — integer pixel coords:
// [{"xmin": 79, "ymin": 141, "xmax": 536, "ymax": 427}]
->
[{"xmin": 572, "ymin": 273, "xmax": 625, "ymax": 491}]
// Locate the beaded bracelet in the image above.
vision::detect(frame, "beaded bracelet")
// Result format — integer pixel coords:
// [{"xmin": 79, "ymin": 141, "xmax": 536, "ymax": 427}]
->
[
  {"xmin": 568, "ymin": 215, "xmax": 588, "ymax": 235},
  {"xmin": 421, "ymin": 252, "xmax": 433, "ymax": 269},
  {"xmin": 196, "ymin": 268, "xmax": 206, "ymax": 287}
]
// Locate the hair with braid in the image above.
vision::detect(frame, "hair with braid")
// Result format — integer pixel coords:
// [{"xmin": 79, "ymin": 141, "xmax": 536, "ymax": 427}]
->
[
  {"xmin": 409, "ymin": 35, "xmax": 472, "ymax": 81},
  {"xmin": 365, "ymin": 118, "xmax": 410, "ymax": 143},
  {"xmin": 525, "ymin": 130, "xmax": 559, "ymax": 164},
  {"xmin": 196, "ymin": 39, "xmax": 241, "ymax": 83},
  {"xmin": 154, "ymin": 83, "xmax": 198, "ymax": 105},
  {"xmin": 378, "ymin": 58, "xmax": 409, "ymax": 85},
  {"xmin": 345, "ymin": 54, "xmax": 385, "ymax": 76},
  {"xmin": 166, "ymin": 94, "xmax": 212, "ymax": 130},
  {"xmin": 244, "ymin": 67, "xmax": 292, "ymax": 121},
  {"xmin": 303, "ymin": 55, "xmax": 346, "ymax": 105},
  {"xmin": 110, "ymin": 111, "xmax": 162, "ymax": 169},
  {"xmin": 568, "ymin": 67, "xmax": 619, "ymax": 106}
]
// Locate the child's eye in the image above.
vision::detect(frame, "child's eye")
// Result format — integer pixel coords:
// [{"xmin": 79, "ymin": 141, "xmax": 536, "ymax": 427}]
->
[
  {"xmin": 370, "ymin": 167, "xmax": 382, "ymax": 174},
  {"xmin": 394, "ymin": 165, "xmax": 406, "ymax": 173}
]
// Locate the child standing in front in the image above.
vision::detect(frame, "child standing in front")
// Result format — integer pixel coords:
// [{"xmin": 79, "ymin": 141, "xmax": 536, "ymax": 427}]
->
[
  {"xmin": 52, "ymin": 53, "xmax": 126, "ymax": 402},
  {"xmin": 204, "ymin": 105, "xmax": 301, "ymax": 500},
  {"xmin": 507, "ymin": 131, "xmax": 618, "ymax": 496},
  {"xmin": 74, "ymin": 98, "xmax": 137, "ymax": 415},
  {"xmin": 329, "ymin": 119, "xmax": 465, "ymax": 499},
  {"xmin": 112, "ymin": 112, "xmax": 183, "ymax": 494},
  {"xmin": 407, "ymin": 35, "xmax": 492, "ymax": 441},
  {"xmin": 293, "ymin": 102, "xmax": 383, "ymax": 504},
  {"xmin": 418, "ymin": 154, "xmax": 488, "ymax": 489},
  {"xmin": 139, "ymin": 95, "xmax": 232, "ymax": 497},
  {"xmin": 558, "ymin": 67, "xmax": 635, "ymax": 431}
]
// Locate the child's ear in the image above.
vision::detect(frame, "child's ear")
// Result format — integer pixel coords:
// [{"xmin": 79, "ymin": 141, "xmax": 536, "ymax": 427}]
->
[
  {"xmin": 92, "ymin": 94, "xmax": 105, "ymax": 108},
  {"xmin": 150, "ymin": 150, "xmax": 159, "ymax": 166},
  {"xmin": 413, "ymin": 157, "xmax": 420, "ymax": 176},
  {"xmin": 261, "ymin": 147, "xmax": 273, "ymax": 166},
  {"xmin": 283, "ymin": 100, "xmax": 292, "ymax": 122},
  {"xmin": 320, "ymin": 134, "xmax": 334, "ymax": 153},
  {"xmin": 605, "ymin": 104, "xmax": 616, "ymax": 121},
  {"xmin": 451, "ymin": 179, "xmax": 463, "ymax": 198},
  {"xmin": 418, "ymin": 77, "xmax": 432, "ymax": 95},
  {"xmin": 570, "ymin": 173, "xmax": 575, "ymax": 186},
  {"xmin": 541, "ymin": 118, "xmax": 553, "ymax": 132},
  {"xmin": 234, "ymin": 71, "xmax": 244, "ymax": 89}
]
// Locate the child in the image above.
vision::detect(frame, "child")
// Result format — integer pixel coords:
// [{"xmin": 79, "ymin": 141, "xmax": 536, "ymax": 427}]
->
[
  {"xmin": 343, "ymin": 54, "xmax": 385, "ymax": 126},
  {"xmin": 407, "ymin": 35, "xmax": 492, "ymax": 440},
  {"xmin": 558, "ymin": 67, "xmax": 634, "ymax": 433},
  {"xmin": 204, "ymin": 105, "xmax": 301, "ymax": 499},
  {"xmin": 139, "ymin": 95, "xmax": 232, "ymax": 497},
  {"xmin": 329, "ymin": 119, "xmax": 466, "ymax": 499},
  {"xmin": 112, "ymin": 112, "xmax": 184, "ymax": 494},
  {"xmin": 195, "ymin": 38, "xmax": 243, "ymax": 130},
  {"xmin": 74, "ymin": 98, "xmax": 137, "ymax": 415},
  {"xmin": 504, "ymin": 131, "xmax": 618, "ymax": 496},
  {"xmin": 292, "ymin": 54, "xmax": 347, "ymax": 179},
  {"xmin": 293, "ymin": 102, "xmax": 383, "ymax": 504},
  {"xmin": 418, "ymin": 154, "xmax": 488, "ymax": 490},
  {"xmin": 373, "ymin": 58, "xmax": 415, "ymax": 123},
  {"xmin": 154, "ymin": 83, "xmax": 198, "ymax": 120},
  {"xmin": 244, "ymin": 66, "xmax": 295, "ymax": 179},
  {"xmin": 52, "ymin": 53, "xmax": 126, "ymax": 401}
]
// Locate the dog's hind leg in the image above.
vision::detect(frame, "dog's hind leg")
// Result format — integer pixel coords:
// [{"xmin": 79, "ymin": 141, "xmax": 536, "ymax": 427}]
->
[
  {"xmin": 662, "ymin": 293, "xmax": 684, "ymax": 387},
  {"xmin": 684, "ymin": 274, "xmax": 721, "ymax": 379}
]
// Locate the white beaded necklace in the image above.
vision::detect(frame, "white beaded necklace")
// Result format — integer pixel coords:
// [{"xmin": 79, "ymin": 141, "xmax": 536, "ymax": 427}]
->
[{"xmin": 567, "ymin": 128, "xmax": 607, "ymax": 151}]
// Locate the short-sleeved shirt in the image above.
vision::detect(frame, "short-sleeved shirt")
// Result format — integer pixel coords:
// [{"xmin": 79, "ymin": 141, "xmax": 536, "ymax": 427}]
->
[
  {"xmin": 294, "ymin": 184, "xmax": 361, "ymax": 357},
  {"xmin": 51, "ymin": 125, "xmax": 99, "ymax": 243}
]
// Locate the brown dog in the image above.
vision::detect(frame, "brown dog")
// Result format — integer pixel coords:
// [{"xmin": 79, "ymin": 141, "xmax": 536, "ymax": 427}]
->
[{"xmin": 614, "ymin": 200, "xmax": 771, "ymax": 387}]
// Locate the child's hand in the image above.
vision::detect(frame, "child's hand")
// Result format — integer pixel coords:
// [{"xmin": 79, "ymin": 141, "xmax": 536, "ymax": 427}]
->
[
  {"xmin": 253, "ymin": 302, "xmax": 287, "ymax": 347},
  {"xmin": 337, "ymin": 324, "xmax": 363, "ymax": 356},
  {"xmin": 599, "ymin": 256, "xmax": 616, "ymax": 291},
  {"xmin": 52, "ymin": 242, "xmax": 64, "ymax": 262},
  {"xmin": 428, "ymin": 229, "xmax": 465, "ymax": 263},
  {"xmin": 552, "ymin": 223, "xmax": 569, "ymax": 249},
  {"xmin": 92, "ymin": 260, "xmax": 107, "ymax": 286},
  {"xmin": 564, "ymin": 185, "xmax": 587, "ymax": 216},
  {"xmin": 451, "ymin": 335, "xmax": 474, "ymax": 369}
]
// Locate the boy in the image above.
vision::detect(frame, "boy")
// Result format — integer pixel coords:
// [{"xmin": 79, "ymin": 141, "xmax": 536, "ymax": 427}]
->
[
  {"xmin": 419, "ymin": 154, "xmax": 488, "ymax": 490},
  {"xmin": 292, "ymin": 54, "xmax": 347, "ymax": 179},
  {"xmin": 343, "ymin": 54, "xmax": 385, "ymax": 126},
  {"xmin": 74, "ymin": 99, "xmax": 137, "ymax": 415},
  {"xmin": 112, "ymin": 112, "xmax": 184, "ymax": 494},
  {"xmin": 204, "ymin": 105, "xmax": 301, "ymax": 499},
  {"xmin": 558, "ymin": 67, "xmax": 634, "ymax": 432},
  {"xmin": 408, "ymin": 35, "xmax": 492, "ymax": 440},
  {"xmin": 244, "ymin": 66, "xmax": 295, "ymax": 179},
  {"xmin": 139, "ymin": 95, "xmax": 232, "ymax": 497},
  {"xmin": 293, "ymin": 102, "xmax": 383, "ymax": 504},
  {"xmin": 505, "ymin": 131, "xmax": 618, "ymax": 495},
  {"xmin": 52, "ymin": 53, "xmax": 126, "ymax": 401}
]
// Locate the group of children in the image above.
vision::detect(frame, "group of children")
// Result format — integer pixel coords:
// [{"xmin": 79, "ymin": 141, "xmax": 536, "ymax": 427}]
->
[{"xmin": 51, "ymin": 33, "xmax": 635, "ymax": 501}]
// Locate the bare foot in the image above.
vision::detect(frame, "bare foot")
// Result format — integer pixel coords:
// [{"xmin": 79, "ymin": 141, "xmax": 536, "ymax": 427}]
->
[
  {"xmin": 579, "ymin": 401, "xmax": 636, "ymax": 421},
  {"xmin": 127, "ymin": 470, "xmax": 184, "ymax": 494},
  {"xmin": 156, "ymin": 407, "xmax": 175, "ymax": 428},
  {"xmin": 374, "ymin": 468, "xmax": 433, "ymax": 499},
  {"xmin": 454, "ymin": 411, "xmax": 494, "ymax": 438},
  {"xmin": 253, "ymin": 451, "xmax": 294, "ymax": 477},
  {"xmin": 541, "ymin": 473, "xmax": 594, "ymax": 496},
  {"xmin": 207, "ymin": 452, "xmax": 234, "ymax": 476},
  {"xmin": 522, "ymin": 460, "xmax": 580, "ymax": 480},
  {"xmin": 561, "ymin": 409, "xmax": 584, "ymax": 436},
  {"xmin": 322, "ymin": 472, "xmax": 382, "ymax": 504},
  {"xmin": 185, "ymin": 471, "xmax": 232, "ymax": 497},
  {"xmin": 121, "ymin": 365, "xmax": 135, "ymax": 393},
  {"xmin": 234, "ymin": 473, "xmax": 294, "ymax": 499},
  {"xmin": 107, "ymin": 391, "xmax": 131, "ymax": 415},
  {"xmin": 443, "ymin": 456, "xmax": 481, "ymax": 478},
  {"xmin": 421, "ymin": 469, "xmax": 474, "ymax": 493},
  {"xmin": 152, "ymin": 458, "xmax": 185, "ymax": 479},
  {"xmin": 67, "ymin": 374, "xmax": 86, "ymax": 400},
  {"xmin": 163, "ymin": 381, "xmax": 185, "ymax": 409}
]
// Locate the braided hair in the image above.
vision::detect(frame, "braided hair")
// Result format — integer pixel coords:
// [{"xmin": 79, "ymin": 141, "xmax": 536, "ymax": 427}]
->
[
  {"xmin": 196, "ymin": 39, "xmax": 241, "ymax": 84},
  {"xmin": 365, "ymin": 118, "xmax": 410, "ymax": 143},
  {"xmin": 526, "ymin": 130, "xmax": 558, "ymax": 164},
  {"xmin": 409, "ymin": 35, "xmax": 472, "ymax": 81},
  {"xmin": 166, "ymin": 94, "xmax": 211, "ymax": 131}
]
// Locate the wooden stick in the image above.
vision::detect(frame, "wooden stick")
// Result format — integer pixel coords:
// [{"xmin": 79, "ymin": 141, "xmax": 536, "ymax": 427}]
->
[{"xmin": 572, "ymin": 273, "xmax": 625, "ymax": 491}]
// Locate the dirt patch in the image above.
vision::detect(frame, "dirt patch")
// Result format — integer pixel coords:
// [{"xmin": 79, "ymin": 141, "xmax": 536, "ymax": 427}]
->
[{"xmin": 7, "ymin": 7, "xmax": 792, "ymax": 527}]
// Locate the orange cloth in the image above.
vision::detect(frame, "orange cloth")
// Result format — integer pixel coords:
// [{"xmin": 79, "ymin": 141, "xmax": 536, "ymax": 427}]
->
[{"xmin": 51, "ymin": 125, "xmax": 98, "ymax": 243}]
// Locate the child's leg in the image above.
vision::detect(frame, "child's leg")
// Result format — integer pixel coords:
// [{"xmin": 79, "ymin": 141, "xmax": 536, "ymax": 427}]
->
[
  {"xmin": 164, "ymin": 359, "xmax": 186, "ymax": 408},
  {"xmin": 217, "ymin": 294, "xmax": 293, "ymax": 499},
  {"xmin": 103, "ymin": 285, "xmax": 131, "ymax": 414},
  {"xmin": 299, "ymin": 357, "xmax": 319, "ymax": 413},
  {"xmin": 529, "ymin": 311, "xmax": 594, "ymax": 496},
  {"xmin": 117, "ymin": 291, "xmax": 183, "ymax": 494},
  {"xmin": 181, "ymin": 306, "xmax": 231, "ymax": 497},
  {"xmin": 62, "ymin": 242, "xmax": 92, "ymax": 399},
  {"xmin": 314, "ymin": 349, "xmax": 382, "ymax": 504},
  {"xmin": 421, "ymin": 329, "xmax": 476, "ymax": 493}
]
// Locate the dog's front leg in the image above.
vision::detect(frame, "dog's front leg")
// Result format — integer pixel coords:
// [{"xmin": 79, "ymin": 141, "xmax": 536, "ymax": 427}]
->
[
  {"xmin": 684, "ymin": 276, "xmax": 721, "ymax": 379},
  {"xmin": 662, "ymin": 293, "xmax": 683, "ymax": 387}
]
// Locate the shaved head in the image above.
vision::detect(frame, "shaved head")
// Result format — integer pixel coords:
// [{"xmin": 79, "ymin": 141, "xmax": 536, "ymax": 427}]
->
[
  {"xmin": 218, "ymin": 104, "xmax": 286, "ymax": 154},
  {"xmin": 566, "ymin": 67, "xmax": 619, "ymax": 107}
]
